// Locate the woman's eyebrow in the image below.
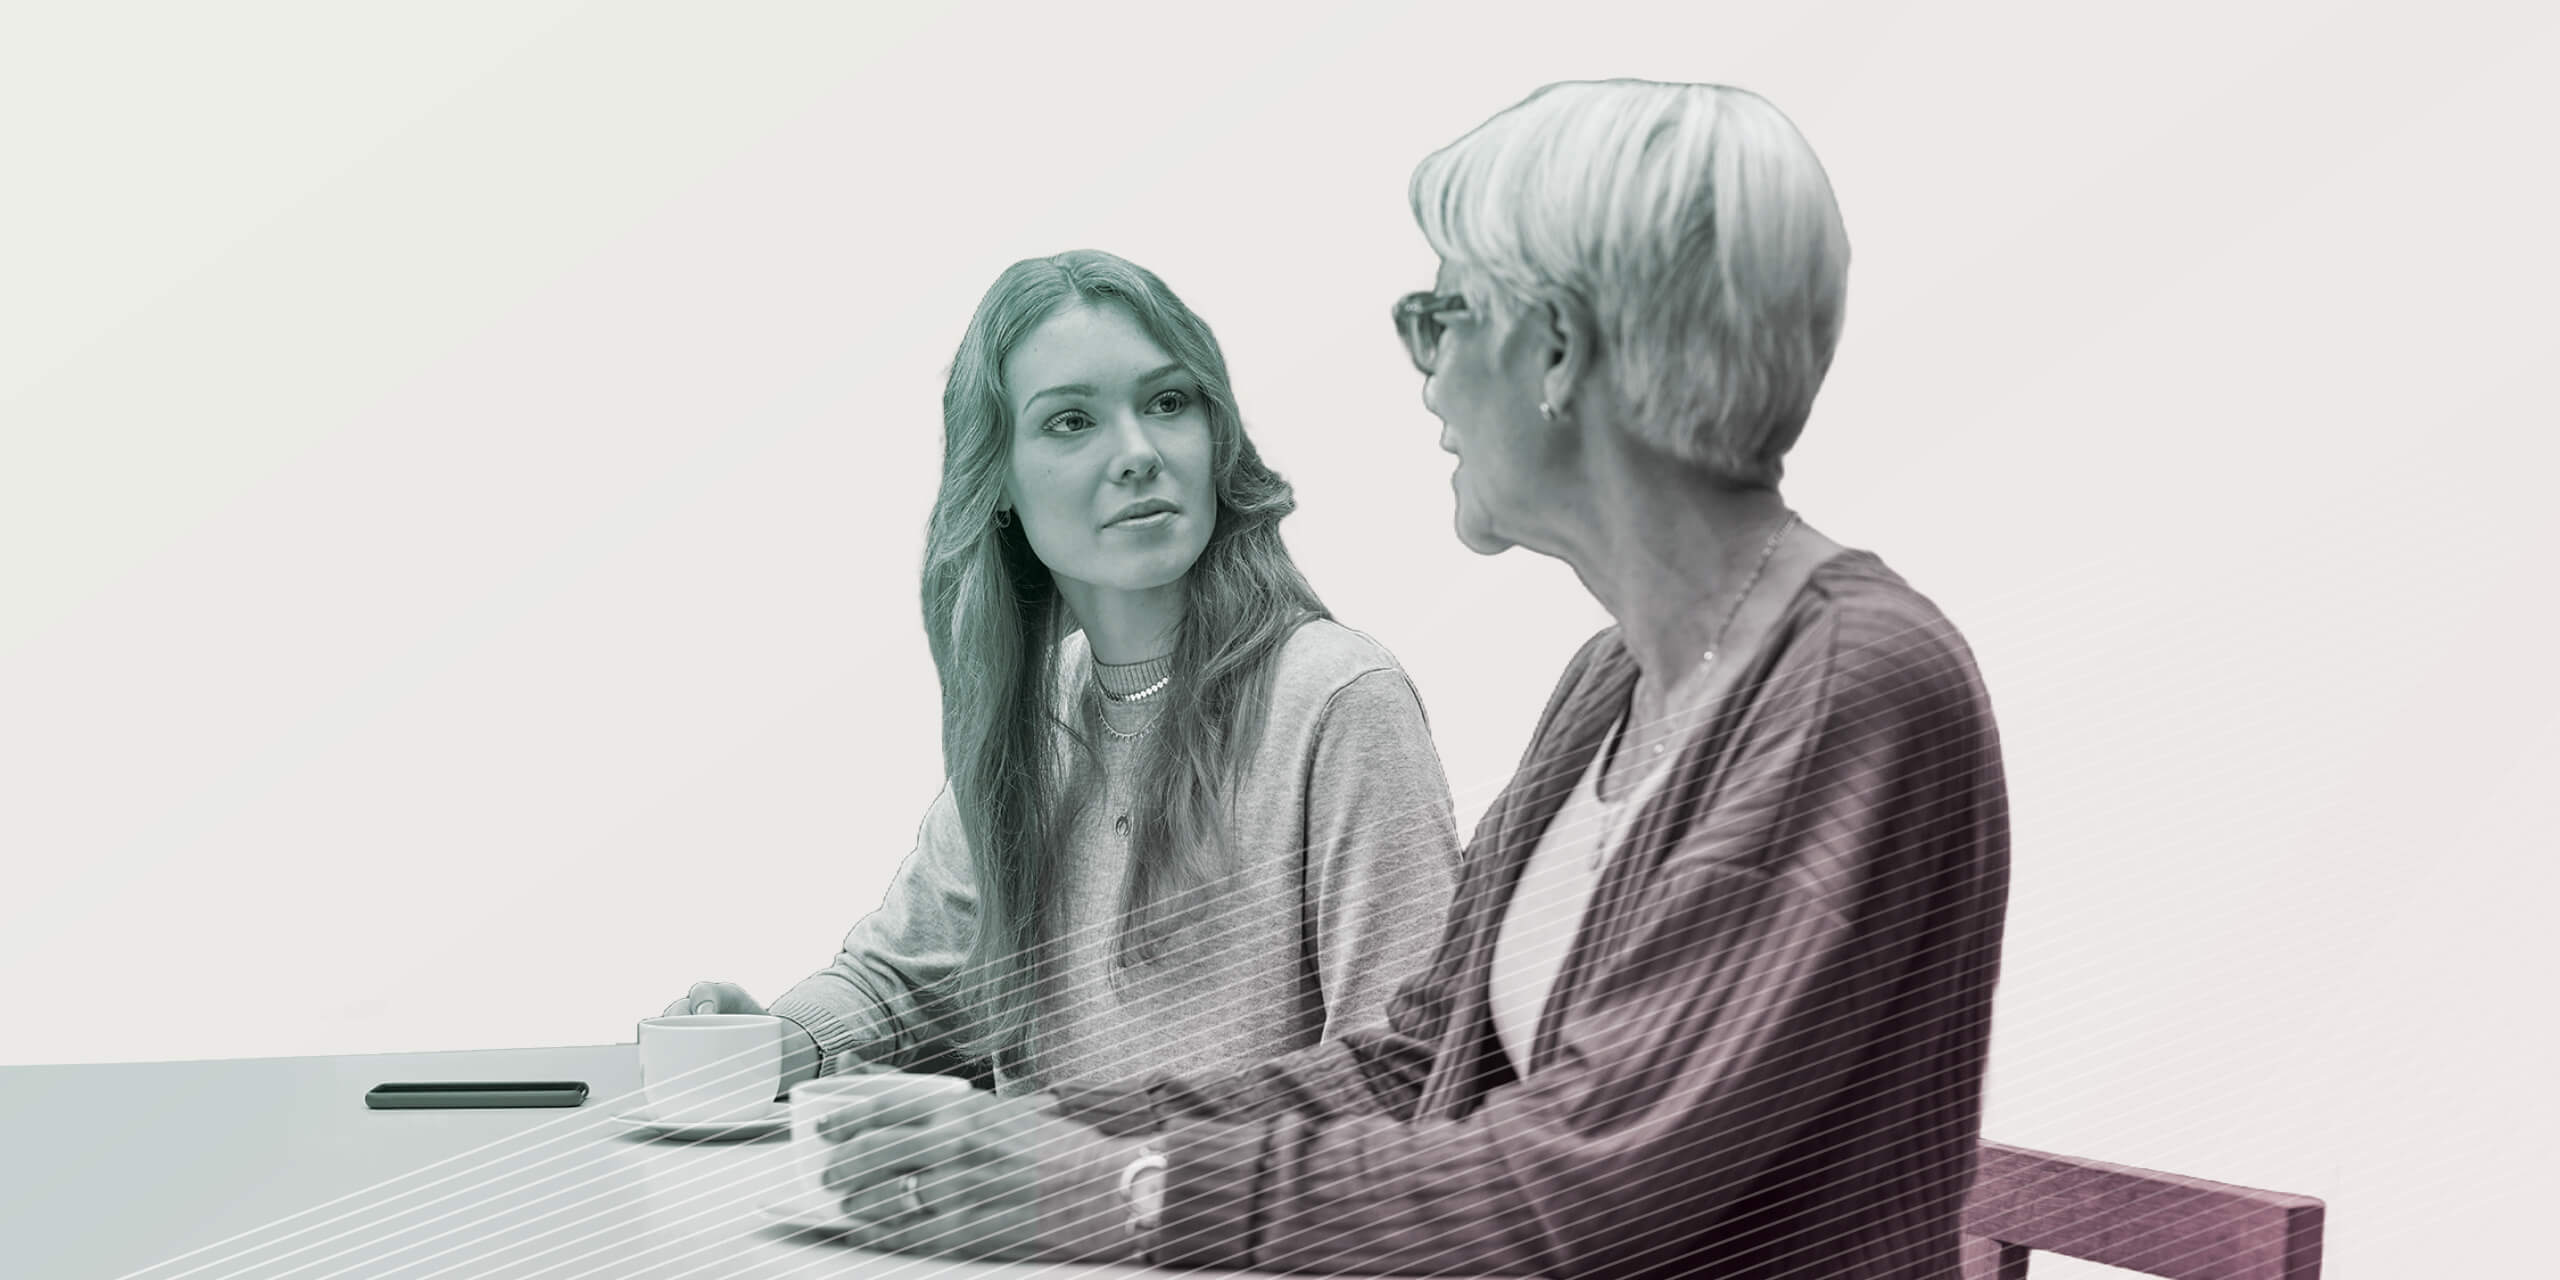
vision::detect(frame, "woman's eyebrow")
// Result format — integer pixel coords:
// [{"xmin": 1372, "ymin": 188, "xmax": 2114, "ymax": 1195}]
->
[
  {"xmin": 1023, "ymin": 363, "xmax": 1189, "ymax": 413},
  {"xmin": 1022, "ymin": 383, "xmax": 1094, "ymax": 412}
]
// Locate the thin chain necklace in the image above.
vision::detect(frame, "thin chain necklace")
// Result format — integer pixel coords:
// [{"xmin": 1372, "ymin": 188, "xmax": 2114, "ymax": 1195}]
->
[
  {"xmin": 1099, "ymin": 710, "xmax": 1161, "ymax": 742},
  {"xmin": 1094, "ymin": 690, "xmax": 1160, "ymax": 839},
  {"xmin": 1622, "ymin": 509, "xmax": 1800, "ymax": 771},
  {"xmin": 1095, "ymin": 680, "xmax": 1164, "ymax": 742},
  {"xmin": 1700, "ymin": 511, "xmax": 1798, "ymax": 672},
  {"xmin": 1589, "ymin": 511, "xmax": 1797, "ymax": 867}
]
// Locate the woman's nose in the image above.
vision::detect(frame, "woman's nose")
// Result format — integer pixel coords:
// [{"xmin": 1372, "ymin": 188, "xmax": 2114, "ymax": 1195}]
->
[{"xmin": 1109, "ymin": 414, "xmax": 1164, "ymax": 480}]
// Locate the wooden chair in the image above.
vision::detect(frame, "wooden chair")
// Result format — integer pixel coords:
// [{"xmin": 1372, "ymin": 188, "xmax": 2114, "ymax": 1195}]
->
[{"xmin": 1960, "ymin": 1141, "xmax": 2325, "ymax": 1280}]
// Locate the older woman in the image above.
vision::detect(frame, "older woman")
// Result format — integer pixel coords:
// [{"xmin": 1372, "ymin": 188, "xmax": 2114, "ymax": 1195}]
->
[{"xmin": 817, "ymin": 81, "xmax": 2010, "ymax": 1280}]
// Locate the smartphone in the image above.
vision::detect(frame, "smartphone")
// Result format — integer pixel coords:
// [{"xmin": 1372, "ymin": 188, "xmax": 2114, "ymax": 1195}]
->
[{"xmin": 365, "ymin": 1081, "xmax": 590, "ymax": 1110}]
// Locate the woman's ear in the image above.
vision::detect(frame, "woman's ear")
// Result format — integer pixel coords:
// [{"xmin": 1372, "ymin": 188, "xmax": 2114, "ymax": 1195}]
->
[{"xmin": 1537, "ymin": 299, "xmax": 1594, "ymax": 422}]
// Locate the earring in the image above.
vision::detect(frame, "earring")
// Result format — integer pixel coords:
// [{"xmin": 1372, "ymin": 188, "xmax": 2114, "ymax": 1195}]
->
[
  {"xmin": 1538, "ymin": 400, "xmax": 1558, "ymax": 422},
  {"xmin": 995, "ymin": 508, "xmax": 1013, "ymax": 529}
]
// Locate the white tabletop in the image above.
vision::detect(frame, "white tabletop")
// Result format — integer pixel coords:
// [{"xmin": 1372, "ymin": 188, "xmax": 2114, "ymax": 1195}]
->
[{"xmin": 0, "ymin": 1043, "xmax": 1206, "ymax": 1280}]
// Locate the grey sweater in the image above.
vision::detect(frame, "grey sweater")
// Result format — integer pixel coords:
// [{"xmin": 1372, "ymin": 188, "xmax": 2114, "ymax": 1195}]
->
[{"xmin": 770, "ymin": 619, "xmax": 1461, "ymax": 1095}]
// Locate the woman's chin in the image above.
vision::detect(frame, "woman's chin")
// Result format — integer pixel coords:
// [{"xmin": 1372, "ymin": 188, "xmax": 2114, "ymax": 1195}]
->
[
  {"xmin": 1090, "ymin": 553, "xmax": 1201, "ymax": 595},
  {"xmin": 1454, "ymin": 512, "xmax": 1513, "ymax": 557}
]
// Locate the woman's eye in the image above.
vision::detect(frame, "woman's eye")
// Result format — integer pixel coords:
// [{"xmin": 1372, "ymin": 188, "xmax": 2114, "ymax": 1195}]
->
[
  {"xmin": 1043, "ymin": 410, "xmax": 1093, "ymax": 434},
  {"xmin": 1148, "ymin": 389, "xmax": 1192, "ymax": 415}
]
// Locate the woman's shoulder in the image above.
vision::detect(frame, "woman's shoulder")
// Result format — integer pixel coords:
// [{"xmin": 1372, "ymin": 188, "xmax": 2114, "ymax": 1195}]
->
[
  {"xmin": 1266, "ymin": 617, "xmax": 1414, "ymax": 699},
  {"xmin": 1256, "ymin": 619, "xmax": 1443, "ymax": 761},
  {"xmin": 1788, "ymin": 550, "xmax": 1993, "ymax": 715},
  {"xmin": 1253, "ymin": 618, "xmax": 1441, "ymax": 735},
  {"xmin": 1799, "ymin": 551, "xmax": 1963, "ymax": 652}
]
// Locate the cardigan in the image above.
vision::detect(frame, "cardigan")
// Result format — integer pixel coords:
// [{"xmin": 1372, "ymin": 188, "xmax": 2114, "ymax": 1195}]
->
[
  {"xmin": 1058, "ymin": 551, "xmax": 2011, "ymax": 1279},
  {"xmin": 769, "ymin": 619, "xmax": 1463, "ymax": 1095}
]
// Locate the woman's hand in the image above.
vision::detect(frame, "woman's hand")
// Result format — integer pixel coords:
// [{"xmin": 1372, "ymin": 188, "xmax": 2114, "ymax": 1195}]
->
[
  {"xmin": 660, "ymin": 981, "xmax": 820, "ymax": 1094},
  {"xmin": 663, "ymin": 980, "xmax": 764, "ymax": 1018},
  {"xmin": 817, "ymin": 1090, "xmax": 1144, "ymax": 1262}
]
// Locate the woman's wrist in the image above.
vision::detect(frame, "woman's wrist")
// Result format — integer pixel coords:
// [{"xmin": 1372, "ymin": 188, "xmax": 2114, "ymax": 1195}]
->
[{"xmin": 770, "ymin": 1013, "xmax": 824, "ymax": 1091}]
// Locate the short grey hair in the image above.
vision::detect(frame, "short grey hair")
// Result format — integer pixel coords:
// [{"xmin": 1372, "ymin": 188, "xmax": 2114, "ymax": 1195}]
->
[{"xmin": 1410, "ymin": 80, "xmax": 1850, "ymax": 486}]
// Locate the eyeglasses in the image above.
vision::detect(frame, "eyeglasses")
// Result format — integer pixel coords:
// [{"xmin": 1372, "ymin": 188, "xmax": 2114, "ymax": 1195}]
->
[{"xmin": 1392, "ymin": 291, "xmax": 1471, "ymax": 374}]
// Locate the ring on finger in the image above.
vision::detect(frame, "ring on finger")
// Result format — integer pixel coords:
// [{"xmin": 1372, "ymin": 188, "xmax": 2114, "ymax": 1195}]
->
[{"xmin": 894, "ymin": 1172, "xmax": 930, "ymax": 1218}]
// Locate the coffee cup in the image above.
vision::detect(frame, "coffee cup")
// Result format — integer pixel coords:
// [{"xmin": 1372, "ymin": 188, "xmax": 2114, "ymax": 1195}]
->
[
  {"xmin": 636, "ymin": 1014, "xmax": 785, "ymax": 1123},
  {"xmin": 787, "ymin": 1072, "xmax": 972, "ymax": 1197}
]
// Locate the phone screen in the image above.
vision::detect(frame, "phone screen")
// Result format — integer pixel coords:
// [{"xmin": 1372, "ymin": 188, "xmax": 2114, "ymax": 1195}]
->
[{"xmin": 364, "ymin": 1081, "xmax": 590, "ymax": 1109}]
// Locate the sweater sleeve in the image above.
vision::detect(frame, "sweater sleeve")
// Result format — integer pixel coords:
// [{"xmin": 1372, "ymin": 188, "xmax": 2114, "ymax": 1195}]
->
[
  {"xmin": 1150, "ymin": 621, "xmax": 2008, "ymax": 1277},
  {"xmin": 768, "ymin": 785, "xmax": 980, "ymax": 1075},
  {"xmin": 1300, "ymin": 667, "xmax": 1462, "ymax": 1040}
]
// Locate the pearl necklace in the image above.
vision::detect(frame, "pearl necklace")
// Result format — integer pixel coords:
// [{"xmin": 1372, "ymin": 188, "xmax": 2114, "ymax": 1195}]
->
[
  {"xmin": 1101, "ymin": 674, "xmax": 1171, "ymax": 703},
  {"xmin": 1094, "ymin": 651, "xmax": 1173, "ymax": 705}
]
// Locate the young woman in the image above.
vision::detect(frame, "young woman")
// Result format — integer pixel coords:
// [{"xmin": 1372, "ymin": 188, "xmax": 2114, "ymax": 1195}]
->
[{"xmin": 667, "ymin": 250, "xmax": 1461, "ymax": 1098}]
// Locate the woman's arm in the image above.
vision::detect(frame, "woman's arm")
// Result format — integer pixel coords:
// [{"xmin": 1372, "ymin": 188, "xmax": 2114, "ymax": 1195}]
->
[
  {"xmin": 1300, "ymin": 666, "xmax": 1463, "ymax": 1038},
  {"xmin": 769, "ymin": 785, "xmax": 983, "ymax": 1076},
  {"xmin": 1049, "ymin": 949, "xmax": 1458, "ymax": 1134},
  {"xmin": 1150, "ymin": 623, "xmax": 2010, "ymax": 1277}
]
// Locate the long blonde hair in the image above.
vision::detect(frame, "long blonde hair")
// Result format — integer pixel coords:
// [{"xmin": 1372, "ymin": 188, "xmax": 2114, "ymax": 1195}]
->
[{"xmin": 918, "ymin": 250, "xmax": 1325, "ymax": 1074}]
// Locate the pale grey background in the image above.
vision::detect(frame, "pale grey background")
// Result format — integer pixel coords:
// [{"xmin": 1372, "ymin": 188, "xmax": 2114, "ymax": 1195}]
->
[{"xmin": 4, "ymin": 2, "xmax": 2554, "ymax": 1275}]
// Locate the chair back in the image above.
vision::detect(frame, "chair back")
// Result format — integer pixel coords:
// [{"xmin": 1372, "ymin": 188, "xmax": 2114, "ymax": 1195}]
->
[{"xmin": 1960, "ymin": 1141, "xmax": 2324, "ymax": 1280}]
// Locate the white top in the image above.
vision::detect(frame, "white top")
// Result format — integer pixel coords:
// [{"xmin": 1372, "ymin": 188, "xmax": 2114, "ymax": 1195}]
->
[{"xmin": 1489, "ymin": 713, "xmax": 1682, "ymax": 1078}]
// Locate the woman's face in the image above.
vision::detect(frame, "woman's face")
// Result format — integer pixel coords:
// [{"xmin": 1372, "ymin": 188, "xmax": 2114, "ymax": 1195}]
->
[
  {"xmin": 1000, "ymin": 302, "xmax": 1217, "ymax": 599},
  {"xmin": 1417, "ymin": 261, "xmax": 1560, "ymax": 557}
]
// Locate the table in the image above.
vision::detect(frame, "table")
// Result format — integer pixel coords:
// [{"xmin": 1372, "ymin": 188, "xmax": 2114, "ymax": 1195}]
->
[{"xmin": 0, "ymin": 1042, "xmax": 1196, "ymax": 1280}]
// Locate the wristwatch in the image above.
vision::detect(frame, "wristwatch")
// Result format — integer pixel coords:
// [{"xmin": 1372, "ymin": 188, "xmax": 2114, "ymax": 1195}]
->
[{"xmin": 1118, "ymin": 1143, "xmax": 1169, "ymax": 1259}]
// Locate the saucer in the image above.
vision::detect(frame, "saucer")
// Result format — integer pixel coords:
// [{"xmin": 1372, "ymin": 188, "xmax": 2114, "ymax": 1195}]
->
[
  {"xmin": 758, "ymin": 1186, "xmax": 863, "ymax": 1234},
  {"xmin": 611, "ymin": 1101, "xmax": 790, "ymax": 1140}
]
